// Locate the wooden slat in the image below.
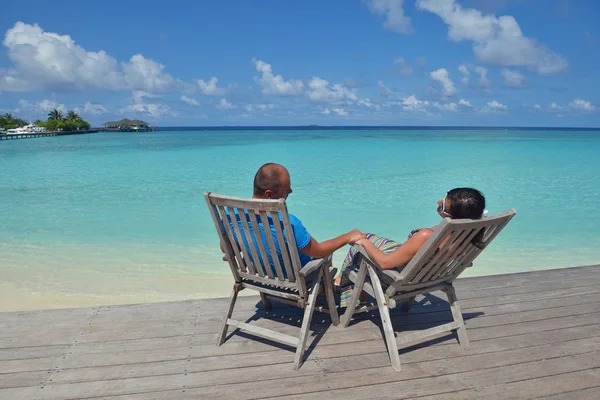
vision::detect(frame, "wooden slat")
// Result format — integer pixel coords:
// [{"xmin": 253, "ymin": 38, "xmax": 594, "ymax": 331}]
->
[
  {"xmin": 233, "ymin": 209, "xmax": 262, "ymax": 275},
  {"xmin": 216, "ymin": 205, "xmax": 247, "ymax": 273},
  {"xmin": 225, "ymin": 319, "xmax": 299, "ymax": 347},
  {"xmin": 225, "ymin": 205, "xmax": 256, "ymax": 276},
  {"xmin": 257, "ymin": 210, "xmax": 281, "ymax": 279},
  {"xmin": 429, "ymin": 228, "xmax": 480, "ymax": 281},
  {"xmin": 420, "ymin": 229, "xmax": 472, "ymax": 282},
  {"xmin": 246, "ymin": 210, "xmax": 271, "ymax": 277},
  {"xmin": 270, "ymin": 211, "xmax": 296, "ymax": 282},
  {"xmin": 205, "ymin": 193, "xmax": 282, "ymax": 212}
]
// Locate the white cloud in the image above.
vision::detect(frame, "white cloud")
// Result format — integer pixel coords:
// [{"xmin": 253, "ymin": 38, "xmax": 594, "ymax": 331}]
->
[
  {"xmin": 458, "ymin": 64, "xmax": 470, "ymax": 85},
  {"xmin": 569, "ymin": 98, "xmax": 596, "ymax": 112},
  {"xmin": 474, "ymin": 66, "xmax": 491, "ymax": 88},
  {"xmin": 181, "ymin": 95, "xmax": 200, "ymax": 106},
  {"xmin": 434, "ymin": 102, "xmax": 458, "ymax": 111},
  {"xmin": 416, "ymin": 0, "xmax": 567, "ymax": 75},
  {"xmin": 321, "ymin": 108, "xmax": 331, "ymax": 115},
  {"xmin": 430, "ymin": 68, "xmax": 457, "ymax": 96},
  {"xmin": 197, "ymin": 77, "xmax": 230, "ymax": 96},
  {"xmin": 487, "ymin": 100, "xmax": 507, "ymax": 110},
  {"xmin": 83, "ymin": 102, "xmax": 107, "ymax": 115},
  {"xmin": 401, "ymin": 94, "xmax": 430, "ymax": 112},
  {"xmin": 365, "ymin": 0, "xmax": 414, "ymax": 35},
  {"xmin": 127, "ymin": 103, "xmax": 170, "ymax": 118},
  {"xmin": 244, "ymin": 103, "xmax": 275, "ymax": 113},
  {"xmin": 501, "ymin": 68, "xmax": 527, "ymax": 88},
  {"xmin": 458, "ymin": 99, "xmax": 472, "ymax": 107},
  {"xmin": 252, "ymin": 59, "xmax": 303, "ymax": 96},
  {"xmin": 257, "ymin": 104, "xmax": 275, "ymax": 111},
  {"xmin": 38, "ymin": 99, "xmax": 65, "ymax": 112},
  {"xmin": 332, "ymin": 108, "xmax": 349, "ymax": 116},
  {"xmin": 17, "ymin": 99, "xmax": 65, "ymax": 114},
  {"xmin": 126, "ymin": 91, "xmax": 171, "ymax": 118},
  {"xmin": 0, "ymin": 22, "xmax": 197, "ymax": 94},
  {"xmin": 378, "ymin": 81, "xmax": 394, "ymax": 98},
  {"xmin": 534, "ymin": 104, "xmax": 542, "ymax": 110},
  {"xmin": 216, "ymin": 98, "xmax": 234, "ymax": 110},
  {"xmin": 393, "ymin": 57, "xmax": 413, "ymax": 76},
  {"xmin": 549, "ymin": 102, "xmax": 564, "ymax": 111},
  {"xmin": 306, "ymin": 77, "xmax": 357, "ymax": 103},
  {"xmin": 358, "ymin": 98, "xmax": 380, "ymax": 110}
]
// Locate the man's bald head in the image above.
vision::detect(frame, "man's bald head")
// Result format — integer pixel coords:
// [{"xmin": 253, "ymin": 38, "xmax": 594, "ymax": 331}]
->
[{"xmin": 253, "ymin": 163, "xmax": 292, "ymax": 199}]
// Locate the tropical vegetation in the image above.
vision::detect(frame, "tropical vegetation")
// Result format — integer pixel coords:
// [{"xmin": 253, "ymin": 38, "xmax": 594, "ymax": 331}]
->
[
  {"xmin": 0, "ymin": 108, "xmax": 91, "ymax": 133},
  {"xmin": 0, "ymin": 113, "xmax": 27, "ymax": 130},
  {"xmin": 36, "ymin": 108, "xmax": 91, "ymax": 132}
]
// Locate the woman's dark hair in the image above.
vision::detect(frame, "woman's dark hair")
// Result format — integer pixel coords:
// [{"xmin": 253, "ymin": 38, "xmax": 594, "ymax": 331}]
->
[
  {"xmin": 446, "ymin": 188, "xmax": 487, "ymax": 249},
  {"xmin": 446, "ymin": 187, "xmax": 486, "ymax": 220}
]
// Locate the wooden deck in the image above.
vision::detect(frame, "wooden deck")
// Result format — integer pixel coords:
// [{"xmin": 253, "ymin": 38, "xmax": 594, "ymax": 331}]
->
[{"xmin": 1, "ymin": 264, "xmax": 600, "ymax": 399}]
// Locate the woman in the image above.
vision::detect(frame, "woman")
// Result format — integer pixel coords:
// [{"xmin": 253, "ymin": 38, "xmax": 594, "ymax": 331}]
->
[{"xmin": 336, "ymin": 187, "xmax": 487, "ymax": 307}]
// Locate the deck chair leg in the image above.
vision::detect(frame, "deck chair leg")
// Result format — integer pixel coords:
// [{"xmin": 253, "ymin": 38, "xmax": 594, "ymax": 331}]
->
[
  {"xmin": 321, "ymin": 263, "xmax": 339, "ymax": 326},
  {"xmin": 340, "ymin": 260, "xmax": 369, "ymax": 328},
  {"xmin": 446, "ymin": 285, "xmax": 469, "ymax": 349},
  {"xmin": 401, "ymin": 296, "xmax": 416, "ymax": 313},
  {"xmin": 259, "ymin": 293, "xmax": 272, "ymax": 310},
  {"xmin": 294, "ymin": 270, "xmax": 322, "ymax": 370},
  {"xmin": 367, "ymin": 266, "xmax": 401, "ymax": 371},
  {"xmin": 216, "ymin": 285, "xmax": 240, "ymax": 346}
]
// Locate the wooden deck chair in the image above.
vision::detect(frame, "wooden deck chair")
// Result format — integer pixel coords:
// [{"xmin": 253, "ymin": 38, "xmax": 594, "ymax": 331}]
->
[
  {"xmin": 339, "ymin": 209, "xmax": 517, "ymax": 371},
  {"xmin": 204, "ymin": 192, "xmax": 339, "ymax": 370}
]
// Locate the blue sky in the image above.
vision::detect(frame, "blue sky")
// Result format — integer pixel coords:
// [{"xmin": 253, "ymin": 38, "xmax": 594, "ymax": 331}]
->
[{"xmin": 0, "ymin": 0, "xmax": 598, "ymax": 127}]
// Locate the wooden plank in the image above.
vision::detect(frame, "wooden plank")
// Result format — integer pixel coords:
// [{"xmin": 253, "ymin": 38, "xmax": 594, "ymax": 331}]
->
[
  {"xmin": 0, "ymin": 386, "xmax": 41, "ymax": 400},
  {"xmin": 537, "ymin": 385, "xmax": 600, "ymax": 400},
  {"xmin": 36, "ymin": 330, "xmax": 600, "ymax": 388},
  {"xmin": 0, "ymin": 370, "xmax": 50, "ymax": 389},
  {"xmin": 26, "ymin": 336, "xmax": 600, "ymax": 400},
  {"xmin": 413, "ymin": 369, "xmax": 600, "ymax": 400},
  {"xmin": 271, "ymin": 353, "xmax": 600, "ymax": 400}
]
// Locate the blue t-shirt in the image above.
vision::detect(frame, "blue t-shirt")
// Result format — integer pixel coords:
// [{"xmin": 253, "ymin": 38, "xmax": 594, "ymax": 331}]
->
[{"xmin": 224, "ymin": 209, "xmax": 313, "ymax": 278}]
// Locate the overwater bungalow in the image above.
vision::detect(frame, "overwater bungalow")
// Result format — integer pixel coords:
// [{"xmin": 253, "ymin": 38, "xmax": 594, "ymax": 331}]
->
[{"xmin": 102, "ymin": 119, "xmax": 155, "ymax": 132}]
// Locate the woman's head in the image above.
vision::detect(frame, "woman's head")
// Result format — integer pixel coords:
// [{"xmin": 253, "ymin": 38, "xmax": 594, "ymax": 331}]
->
[{"xmin": 438, "ymin": 188, "xmax": 486, "ymax": 219}]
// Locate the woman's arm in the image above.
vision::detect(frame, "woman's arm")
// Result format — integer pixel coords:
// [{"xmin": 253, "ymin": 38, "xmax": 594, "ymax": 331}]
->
[{"xmin": 356, "ymin": 229, "xmax": 432, "ymax": 269}]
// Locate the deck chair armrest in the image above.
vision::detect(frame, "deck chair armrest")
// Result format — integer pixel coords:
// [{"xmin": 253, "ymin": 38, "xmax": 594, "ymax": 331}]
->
[
  {"xmin": 299, "ymin": 255, "xmax": 332, "ymax": 278},
  {"xmin": 353, "ymin": 245, "xmax": 405, "ymax": 281}
]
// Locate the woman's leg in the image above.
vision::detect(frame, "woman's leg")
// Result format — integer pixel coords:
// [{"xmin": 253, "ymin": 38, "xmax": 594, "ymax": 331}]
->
[{"xmin": 339, "ymin": 233, "xmax": 402, "ymax": 307}]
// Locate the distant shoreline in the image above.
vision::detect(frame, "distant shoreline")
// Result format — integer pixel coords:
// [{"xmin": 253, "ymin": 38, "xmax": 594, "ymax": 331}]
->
[{"xmin": 158, "ymin": 125, "xmax": 600, "ymax": 131}]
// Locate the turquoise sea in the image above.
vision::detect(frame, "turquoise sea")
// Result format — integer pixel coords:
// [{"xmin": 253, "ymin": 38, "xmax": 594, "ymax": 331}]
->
[{"xmin": 1, "ymin": 128, "xmax": 599, "ymax": 311}]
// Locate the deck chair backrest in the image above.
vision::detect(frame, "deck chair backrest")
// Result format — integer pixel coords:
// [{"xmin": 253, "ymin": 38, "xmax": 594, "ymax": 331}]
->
[
  {"xmin": 204, "ymin": 192, "xmax": 305, "ymax": 293},
  {"xmin": 392, "ymin": 209, "xmax": 516, "ymax": 292}
]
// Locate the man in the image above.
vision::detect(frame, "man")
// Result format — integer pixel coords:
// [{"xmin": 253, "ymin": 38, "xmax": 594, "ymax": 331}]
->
[
  {"xmin": 223, "ymin": 163, "xmax": 364, "ymax": 275},
  {"xmin": 251, "ymin": 162, "xmax": 365, "ymax": 266}
]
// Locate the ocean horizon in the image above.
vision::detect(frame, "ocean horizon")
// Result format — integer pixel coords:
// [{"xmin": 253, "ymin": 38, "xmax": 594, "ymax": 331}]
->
[
  {"xmin": 157, "ymin": 125, "xmax": 600, "ymax": 131},
  {"xmin": 1, "ymin": 127, "xmax": 599, "ymax": 312}
]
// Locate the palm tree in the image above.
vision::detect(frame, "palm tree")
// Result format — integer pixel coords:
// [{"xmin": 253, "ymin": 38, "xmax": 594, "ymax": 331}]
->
[
  {"xmin": 48, "ymin": 108, "xmax": 64, "ymax": 121},
  {"xmin": 66, "ymin": 110, "xmax": 81, "ymax": 122}
]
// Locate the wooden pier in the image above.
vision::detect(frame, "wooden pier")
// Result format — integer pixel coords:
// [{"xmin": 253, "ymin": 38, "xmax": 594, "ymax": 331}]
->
[
  {"xmin": 1, "ymin": 264, "xmax": 599, "ymax": 399},
  {"xmin": 0, "ymin": 130, "xmax": 98, "ymax": 141}
]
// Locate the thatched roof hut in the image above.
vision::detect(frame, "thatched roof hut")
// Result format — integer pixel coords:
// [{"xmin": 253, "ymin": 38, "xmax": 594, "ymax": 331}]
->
[{"xmin": 103, "ymin": 119, "xmax": 149, "ymax": 128}]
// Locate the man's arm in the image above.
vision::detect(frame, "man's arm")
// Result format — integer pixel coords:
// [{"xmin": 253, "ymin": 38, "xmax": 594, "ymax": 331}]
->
[
  {"xmin": 299, "ymin": 229, "xmax": 364, "ymax": 259},
  {"xmin": 355, "ymin": 229, "xmax": 431, "ymax": 269}
]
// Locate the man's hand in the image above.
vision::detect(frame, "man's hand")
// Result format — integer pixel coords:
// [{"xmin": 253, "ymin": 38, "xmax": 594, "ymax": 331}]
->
[
  {"xmin": 347, "ymin": 229, "xmax": 366, "ymax": 244},
  {"xmin": 300, "ymin": 229, "xmax": 365, "ymax": 259}
]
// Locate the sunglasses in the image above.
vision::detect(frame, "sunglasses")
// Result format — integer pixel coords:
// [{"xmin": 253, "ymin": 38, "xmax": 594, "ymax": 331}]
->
[{"xmin": 440, "ymin": 193, "xmax": 452, "ymax": 217}]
